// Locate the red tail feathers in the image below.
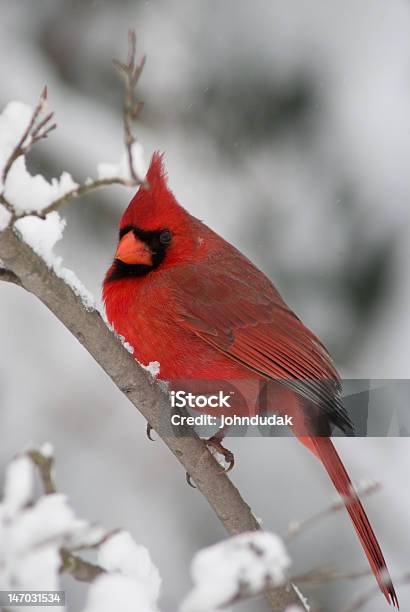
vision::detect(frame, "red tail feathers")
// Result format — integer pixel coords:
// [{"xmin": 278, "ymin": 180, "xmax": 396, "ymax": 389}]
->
[{"xmin": 303, "ymin": 437, "xmax": 398, "ymax": 608}]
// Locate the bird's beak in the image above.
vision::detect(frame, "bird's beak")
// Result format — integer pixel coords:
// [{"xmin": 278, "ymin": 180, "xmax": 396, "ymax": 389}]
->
[{"xmin": 115, "ymin": 231, "xmax": 152, "ymax": 265}]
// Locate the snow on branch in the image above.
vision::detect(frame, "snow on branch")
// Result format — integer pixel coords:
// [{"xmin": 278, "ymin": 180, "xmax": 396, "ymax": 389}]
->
[
  {"xmin": 0, "ymin": 87, "xmax": 56, "ymax": 191},
  {"xmin": 0, "ymin": 29, "xmax": 146, "ymax": 224},
  {"xmin": 0, "ymin": 448, "xmax": 101, "ymax": 589},
  {"xmin": 83, "ymin": 531, "xmax": 161, "ymax": 612},
  {"xmin": 3, "ymin": 443, "xmax": 386, "ymax": 612},
  {"xmin": 181, "ymin": 532, "xmax": 291, "ymax": 612},
  {"xmin": 0, "ymin": 447, "xmax": 161, "ymax": 612},
  {"xmin": 179, "ymin": 479, "xmax": 397, "ymax": 612},
  {"xmin": 0, "ymin": 97, "xmax": 76, "ymax": 219},
  {"xmin": 0, "ymin": 30, "xmax": 149, "ymax": 308}
]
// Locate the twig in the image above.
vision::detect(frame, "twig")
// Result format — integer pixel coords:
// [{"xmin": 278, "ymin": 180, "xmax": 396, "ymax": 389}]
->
[
  {"xmin": 0, "ymin": 193, "xmax": 14, "ymax": 215},
  {"xmin": 207, "ymin": 566, "xmax": 376, "ymax": 610},
  {"xmin": 26, "ymin": 448, "xmax": 106, "ymax": 584},
  {"xmin": 113, "ymin": 29, "xmax": 147, "ymax": 187},
  {"xmin": 180, "ymin": 558, "xmax": 405, "ymax": 612},
  {"xmin": 203, "ymin": 564, "xmax": 393, "ymax": 611},
  {"xmin": 27, "ymin": 449, "xmax": 56, "ymax": 494},
  {"xmin": 343, "ymin": 572, "xmax": 410, "ymax": 612},
  {"xmin": 1, "ymin": 86, "xmax": 56, "ymax": 188},
  {"xmin": 291, "ymin": 566, "xmax": 372, "ymax": 586},
  {"xmin": 60, "ymin": 549, "xmax": 105, "ymax": 583},
  {"xmin": 41, "ymin": 29, "xmax": 148, "ymax": 218},
  {"xmin": 1, "ymin": 30, "xmax": 146, "ymax": 221},
  {"xmin": 69, "ymin": 528, "xmax": 122, "ymax": 553},
  {"xmin": 285, "ymin": 482, "xmax": 381, "ymax": 542},
  {"xmin": 221, "ymin": 578, "xmax": 293, "ymax": 610},
  {"xmin": 36, "ymin": 177, "xmax": 135, "ymax": 218}
]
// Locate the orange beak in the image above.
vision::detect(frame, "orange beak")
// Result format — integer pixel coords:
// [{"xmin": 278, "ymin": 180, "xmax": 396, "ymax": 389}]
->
[{"xmin": 115, "ymin": 231, "xmax": 153, "ymax": 265}]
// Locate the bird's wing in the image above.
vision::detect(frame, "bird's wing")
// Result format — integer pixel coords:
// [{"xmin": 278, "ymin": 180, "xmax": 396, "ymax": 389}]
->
[{"xmin": 169, "ymin": 252, "xmax": 351, "ymax": 432}]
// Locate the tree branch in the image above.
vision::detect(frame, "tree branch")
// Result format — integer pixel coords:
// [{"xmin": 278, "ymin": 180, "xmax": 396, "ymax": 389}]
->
[{"xmin": 0, "ymin": 226, "xmax": 300, "ymax": 610}]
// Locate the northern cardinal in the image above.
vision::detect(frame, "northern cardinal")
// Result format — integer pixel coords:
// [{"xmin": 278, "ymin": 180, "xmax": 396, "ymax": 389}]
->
[{"xmin": 103, "ymin": 153, "xmax": 398, "ymax": 607}]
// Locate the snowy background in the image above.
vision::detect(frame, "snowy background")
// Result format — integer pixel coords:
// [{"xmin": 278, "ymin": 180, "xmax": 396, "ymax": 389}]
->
[{"xmin": 1, "ymin": 1, "xmax": 410, "ymax": 610}]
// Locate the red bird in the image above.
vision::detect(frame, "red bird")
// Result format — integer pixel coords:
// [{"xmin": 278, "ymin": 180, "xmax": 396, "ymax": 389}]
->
[{"xmin": 103, "ymin": 153, "xmax": 398, "ymax": 608}]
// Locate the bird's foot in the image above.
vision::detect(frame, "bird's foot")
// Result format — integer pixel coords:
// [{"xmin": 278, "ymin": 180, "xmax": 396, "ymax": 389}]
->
[
  {"xmin": 146, "ymin": 422, "xmax": 155, "ymax": 441},
  {"xmin": 206, "ymin": 436, "xmax": 235, "ymax": 473}
]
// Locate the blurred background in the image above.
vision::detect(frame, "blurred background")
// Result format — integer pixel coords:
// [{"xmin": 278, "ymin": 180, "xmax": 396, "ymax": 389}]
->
[{"xmin": 1, "ymin": 1, "xmax": 410, "ymax": 610}]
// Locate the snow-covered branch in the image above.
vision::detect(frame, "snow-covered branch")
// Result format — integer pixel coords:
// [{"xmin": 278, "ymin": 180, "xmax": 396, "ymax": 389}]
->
[
  {"xmin": 181, "ymin": 532, "xmax": 292, "ymax": 612},
  {"xmin": 0, "ymin": 30, "xmax": 146, "ymax": 225},
  {"xmin": 0, "ymin": 86, "xmax": 55, "ymax": 191},
  {"xmin": 0, "ymin": 448, "xmax": 161, "ymax": 612},
  {"xmin": 3, "ymin": 444, "xmax": 386, "ymax": 612}
]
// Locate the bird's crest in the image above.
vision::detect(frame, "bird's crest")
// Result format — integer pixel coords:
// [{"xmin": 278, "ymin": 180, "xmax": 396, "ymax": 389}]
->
[
  {"xmin": 146, "ymin": 151, "xmax": 167, "ymax": 185},
  {"xmin": 119, "ymin": 151, "xmax": 187, "ymax": 231}
]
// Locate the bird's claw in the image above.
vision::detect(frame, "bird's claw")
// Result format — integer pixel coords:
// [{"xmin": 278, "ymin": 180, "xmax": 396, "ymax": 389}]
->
[
  {"xmin": 186, "ymin": 472, "xmax": 197, "ymax": 488},
  {"xmin": 146, "ymin": 422, "xmax": 155, "ymax": 441},
  {"xmin": 206, "ymin": 437, "xmax": 235, "ymax": 473},
  {"xmin": 185, "ymin": 437, "xmax": 234, "ymax": 487}
]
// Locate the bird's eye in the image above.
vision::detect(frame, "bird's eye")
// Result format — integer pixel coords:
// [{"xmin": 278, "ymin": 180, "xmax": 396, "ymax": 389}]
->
[{"xmin": 159, "ymin": 229, "xmax": 172, "ymax": 245}]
